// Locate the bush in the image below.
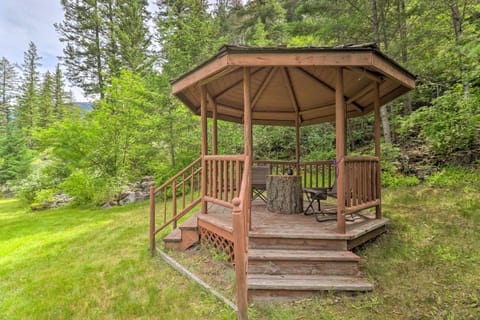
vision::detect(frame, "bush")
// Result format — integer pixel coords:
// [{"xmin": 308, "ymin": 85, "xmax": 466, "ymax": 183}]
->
[
  {"xmin": 382, "ymin": 172, "xmax": 420, "ymax": 188},
  {"xmin": 399, "ymin": 86, "xmax": 480, "ymax": 163},
  {"xmin": 15, "ymin": 171, "xmax": 48, "ymax": 203},
  {"xmin": 60, "ymin": 170, "xmax": 119, "ymax": 206},
  {"xmin": 425, "ymin": 166, "xmax": 480, "ymax": 190}
]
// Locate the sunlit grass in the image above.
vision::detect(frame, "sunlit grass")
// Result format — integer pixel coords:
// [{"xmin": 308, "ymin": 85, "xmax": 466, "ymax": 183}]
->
[
  {"xmin": 0, "ymin": 199, "xmax": 235, "ymax": 320},
  {"xmin": 253, "ymin": 185, "xmax": 480, "ymax": 319},
  {"xmin": 2, "ymin": 181, "xmax": 479, "ymax": 319}
]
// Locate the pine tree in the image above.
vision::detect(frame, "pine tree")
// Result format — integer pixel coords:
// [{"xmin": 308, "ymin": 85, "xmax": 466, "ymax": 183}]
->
[
  {"xmin": 56, "ymin": 0, "xmax": 153, "ymax": 98},
  {"xmin": 242, "ymin": 0, "xmax": 288, "ymax": 45},
  {"xmin": 115, "ymin": 0, "xmax": 153, "ymax": 73},
  {"xmin": 157, "ymin": 0, "xmax": 220, "ymax": 79},
  {"xmin": 0, "ymin": 125, "xmax": 32, "ymax": 184},
  {"xmin": 0, "ymin": 57, "xmax": 18, "ymax": 135},
  {"xmin": 38, "ymin": 71, "xmax": 54, "ymax": 129},
  {"xmin": 17, "ymin": 42, "xmax": 41, "ymax": 146},
  {"xmin": 56, "ymin": 0, "xmax": 106, "ymax": 98},
  {"xmin": 52, "ymin": 64, "xmax": 74, "ymax": 121}
]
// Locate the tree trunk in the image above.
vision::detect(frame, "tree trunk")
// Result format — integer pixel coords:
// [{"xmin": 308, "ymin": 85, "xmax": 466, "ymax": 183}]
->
[
  {"xmin": 168, "ymin": 108, "xmax": 176, "ymax": 167},
  {"xmin": 371, "ymin": 0, "xmax": 392, "ymax": 144},
  {"xmin": 449, "ymin": 3, "xmax": 469, "ymax": 95},
  {"xmin": 371, "ymin": 0, "xmax": 380, "ymax": 45},
  {"xmin": 398, "ymin": 0, "xmax": 412, "ymax": 114},
  {"xmin": 93, "ymin": 0, "xmax": 105, "ymax": 99},
  {"xmin": 266, "ymin": 175, "xmax": 303, "ymax": 214},
  {"xmin": 380, "ymin": 104, "xmax": 392, "ymax": 145}
]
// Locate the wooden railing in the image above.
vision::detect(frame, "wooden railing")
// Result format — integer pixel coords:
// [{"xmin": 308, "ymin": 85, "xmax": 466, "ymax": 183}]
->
[
  {"xmin": 231, "ymin": 156, "xmax": 250, "ymax": 320},
  {"xmin": 149, "ymin": 157, "xmax": 202, "ymax": 253},
  {"xmin": 343, "ymin": 156, "xmax": 381, "ymax": 214},
  {"xmin": 204, "ymin": 155, "xmax": 246, "ymax": 209},
  {"xmin": 253, "ymin": 160, "xmax": 335, "ymax": 189}
]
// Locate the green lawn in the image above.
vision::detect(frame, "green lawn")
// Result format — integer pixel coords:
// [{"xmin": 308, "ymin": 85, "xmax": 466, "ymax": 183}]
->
[
  {"xmin": 0, "ymin": 199, "xmax": 235, "ymax": 320},
  {"xmin": 1, "ymin": 183, "xmax": 480, "ymax": 319}
]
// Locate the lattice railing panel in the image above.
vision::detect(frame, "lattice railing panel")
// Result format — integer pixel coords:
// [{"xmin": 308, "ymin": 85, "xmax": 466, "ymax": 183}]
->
[{"xmin": 199, "ymin": 226, "xmax": 234, "ymax": 261}]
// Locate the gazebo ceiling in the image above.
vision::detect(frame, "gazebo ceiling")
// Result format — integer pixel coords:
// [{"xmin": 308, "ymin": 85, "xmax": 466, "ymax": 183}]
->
[{"xmin": 171, "ymin": 44, "xmax": 416, "ymax": 127}]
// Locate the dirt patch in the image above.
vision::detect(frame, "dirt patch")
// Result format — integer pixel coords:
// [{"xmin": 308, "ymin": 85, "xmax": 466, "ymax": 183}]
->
[{"xmin": 165, "ymin": 244, "xmax": 236, "ymax": 301}]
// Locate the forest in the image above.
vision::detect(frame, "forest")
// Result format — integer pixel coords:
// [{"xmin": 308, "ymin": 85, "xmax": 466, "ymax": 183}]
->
[{"xmin": 0, "ymin": 0, "xmax": 479, "ymax": 207}]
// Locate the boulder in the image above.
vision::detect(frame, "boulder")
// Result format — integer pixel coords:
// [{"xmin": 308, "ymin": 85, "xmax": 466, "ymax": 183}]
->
[{"xmin": 102, "ymin": 176, "xmax": 153, "ymax": 208}]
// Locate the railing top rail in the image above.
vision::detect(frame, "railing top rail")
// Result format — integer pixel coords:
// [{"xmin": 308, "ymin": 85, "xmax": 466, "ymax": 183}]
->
[
  {"xmin": 154, "ymin": 156, "xmax": 202, "ymax": 193},
  {"xmin": 253, "ymin": 160, "xmax": 334, "ymax": 165},
  {"xmin": 237, "ymin": 156, "xmax": 251, "ymax": 204},
  {"xmin": 344, "ymin": 156, "xmax": 379, "ymax": 162},
  {"xmin": 204, "ymin": 154, "xmax": 246, "ymax": 161}
]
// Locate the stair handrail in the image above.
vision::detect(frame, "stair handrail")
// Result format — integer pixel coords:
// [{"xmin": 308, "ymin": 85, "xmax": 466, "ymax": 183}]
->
[
  {"xmin": 150, "ymin": 157, "xmax": 203, "ymax": 253},
  {"xmin": 232, "ymin": 155, "xmax": 250, "ymax": 320},
  {"xmin": 154, "ymin": 157, "xmax": 202, "ymax": 193}
]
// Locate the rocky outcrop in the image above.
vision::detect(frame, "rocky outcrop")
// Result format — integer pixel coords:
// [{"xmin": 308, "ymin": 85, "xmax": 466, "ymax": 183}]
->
[
  {"xmin": 31, "ymin": 193, "xmax": 75, "ymax": 210},
  {"xmin": 102, "ymin": 176, "xmax": 153, "ymax": 208}
]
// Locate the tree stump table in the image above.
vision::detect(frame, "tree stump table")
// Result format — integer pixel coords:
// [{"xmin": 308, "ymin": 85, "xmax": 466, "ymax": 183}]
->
[{"xmin": 266, "ymin": 175, "xmax": 303, "ymax": 214}]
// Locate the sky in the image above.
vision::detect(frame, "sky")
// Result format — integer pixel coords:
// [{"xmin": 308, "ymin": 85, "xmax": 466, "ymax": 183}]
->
[
  {"xmin": 0, "ymin": 0, "xmax": 157, "ymax": 102},
  {"xmin": 0, "ymin": 1, "xmax": 85, "ymax": 98}
]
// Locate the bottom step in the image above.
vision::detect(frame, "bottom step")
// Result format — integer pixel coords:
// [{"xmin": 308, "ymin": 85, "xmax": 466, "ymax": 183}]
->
[{"xmin": 248, "ymin": 274, "xmax": 372, "ymax": 301}]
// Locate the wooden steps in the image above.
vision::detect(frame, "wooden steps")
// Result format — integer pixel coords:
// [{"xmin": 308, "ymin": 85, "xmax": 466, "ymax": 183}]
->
[
  {"xmin": 247, "ymin": 236, "xmax": 373, "ymax": 300},
  {"xmin": 249, "ymin": 234, "xmax": 347, "ymax": 251},
  {"xmin": 166, "ymin": 209, "xmax": 383, "ymax": 301},
  {"xmin": 248, "ymin": 249, "xmax": 360, "ymax": 276},
  {"xmin": 163, "ymin": 214, "xmax": 199, "ymax": 250},
  {"xmin": 248, "ymin": 274, "xmax": 373, "ymax": 300}
]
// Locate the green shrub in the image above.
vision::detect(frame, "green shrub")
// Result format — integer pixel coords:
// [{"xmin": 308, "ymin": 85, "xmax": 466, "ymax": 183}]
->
[
  {"xmin": 33, "ymin": 188, "xmax": 57, "ymax": 205},
  {"xmin": 60, "ymin": 170, "xmax": 118, "ymax": 206},
  {"xmin": 382, "ymin": 172, "xmax": 420, "ymax": 188},
  {"xmin": 14, "ymin": 171, "xmax": 46, "ymax": 203},
  {"xmin": 426, "ymin": 166, "xmax": 480, "ymax": 189},
  {"xmin": 399, "ymin": 86, "xmax": 480, "ymax": 161}
]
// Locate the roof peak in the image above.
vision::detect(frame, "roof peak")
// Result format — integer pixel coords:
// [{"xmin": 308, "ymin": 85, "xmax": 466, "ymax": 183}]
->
[{"xmin": 218, "ymin": 43, "xmax": 379, "ymax": 53}]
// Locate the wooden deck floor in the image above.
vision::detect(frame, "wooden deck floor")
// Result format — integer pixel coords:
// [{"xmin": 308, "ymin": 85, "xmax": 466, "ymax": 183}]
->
[{"xmin": 198, "ymin": 200, "xmax": 388, "ymax": 247}]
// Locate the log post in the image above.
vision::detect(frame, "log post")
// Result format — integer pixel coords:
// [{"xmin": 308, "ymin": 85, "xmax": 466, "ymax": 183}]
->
[
  {"xmin": 212, "ymin": 101, "xmax": 218, "ymax": 155},
  {"xmin": 373, "ymin": 82, "xmax": 382, "ymax": 219},
  {"xmin": 232, "ymin": 197, "xmax": 248, "ymax": 320},
  {"xmin": 335, "ymin": 68, "xmax": 346, "ymax": 234},
  {"xmin": 295, "ymin": 117, "xmax": 301, "ymax": 175},
  {"xmin": 149, "ymin": 181, "xmax": 155, "ymax": 255},
  {"xmin": 201, "ymin": 85, "xmax": 208, "ymax": 214},
  {"xmin": 243, "ymin": 67, "xmax": 252, "ymax": 231}
]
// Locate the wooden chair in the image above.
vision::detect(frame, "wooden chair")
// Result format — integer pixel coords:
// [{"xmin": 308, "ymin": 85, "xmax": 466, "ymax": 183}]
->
[{"xmin": 251, "ymin": 165, "xmax": 270, "ymax": 203}]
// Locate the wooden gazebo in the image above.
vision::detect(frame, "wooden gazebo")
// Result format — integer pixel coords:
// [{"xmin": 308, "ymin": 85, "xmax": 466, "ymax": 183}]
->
[{"xmin": 150, "ymin": 44, "xmax": 416, "ymax": 319}]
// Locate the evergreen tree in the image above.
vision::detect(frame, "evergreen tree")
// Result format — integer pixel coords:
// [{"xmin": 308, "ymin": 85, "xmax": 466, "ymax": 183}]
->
[
  {"xmin": 56, "ymin": 0, "xmax": 153, "ymax": 98},
  {"xmin": 52, "ymin": 64, "xmax": 76, "ymax": 121},
  {"xmin": 242, "ymin": 0, "xmax": 288, "ymax": 45},
  {"xmin": 0, "ymin": 57, "xmax": 18, "ymax": 135},
  {"xmin": 212, "ymin": 0, "xmax": 244, "ymax": 45},
  {"xmin": 0, "ymin": 125, "xmax": 32, "ymax": 184},
  {"xmin": 115, "ymin": 0, "xmax": 153, "ymax": 73},
  {"xmin": 56, "ymin": 0, "xmax": 106, "ymax": 98},
  {"xmin": 38, "ymin": 71, "xmax": 54, "ymax": 129},
  {"xmin": 157, "ymin": 0, "xmax": 221, "ymax": 79},
  {"xmin": 17, "ymin": 41, "xmax": 41, "ymax": 146}
]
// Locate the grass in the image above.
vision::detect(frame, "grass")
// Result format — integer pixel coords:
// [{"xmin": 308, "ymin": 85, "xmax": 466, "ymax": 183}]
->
[
  {"xmin": 0, "ymin": 199, "xmax": 235, "ymax": 320},
  {"xmin": 1, "ymin": 181, "xmax": 480, "ymax": 319},
  {"xmin": 250, "ymin": 185, "xmax": 480, "ymax": 319}
]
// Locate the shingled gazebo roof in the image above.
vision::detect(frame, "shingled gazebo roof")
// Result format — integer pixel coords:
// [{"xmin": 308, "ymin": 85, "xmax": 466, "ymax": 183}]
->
[{"xmin": 171, "ymin": 44, "xmax": 416, "ymax": 126}]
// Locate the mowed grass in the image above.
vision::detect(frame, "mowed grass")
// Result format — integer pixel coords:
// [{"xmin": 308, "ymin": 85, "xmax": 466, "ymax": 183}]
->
[
  {"xmin": 1, "ymin": 182, "xmax": 480, "ymax": 319},
  {"xmin": 252, "ymin": 185, "xmax": 480, "ymax": 319},
  {"xmin": 0, "ymin": 199, "xmax": 235, "ymax": 320}
]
